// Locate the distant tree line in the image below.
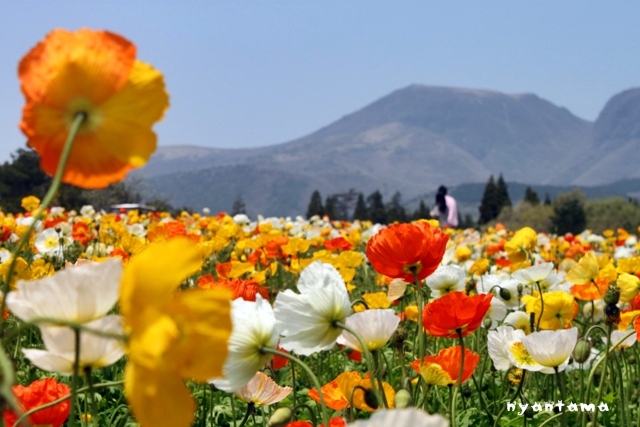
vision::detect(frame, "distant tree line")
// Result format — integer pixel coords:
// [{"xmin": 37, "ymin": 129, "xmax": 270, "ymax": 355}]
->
[
  {"xmin": 0, "ymin": 148, "xmax": 177, "ymax": 214},
  {"xmin": 306, "ymin": 189, "xmax": 432, "ymax": 224}
]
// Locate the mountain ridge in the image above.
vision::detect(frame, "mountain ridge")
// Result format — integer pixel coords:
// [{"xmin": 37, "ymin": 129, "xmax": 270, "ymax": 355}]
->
[{"xmin": 135, "ymin": 84, "xmax": 640, "ymax": 216}]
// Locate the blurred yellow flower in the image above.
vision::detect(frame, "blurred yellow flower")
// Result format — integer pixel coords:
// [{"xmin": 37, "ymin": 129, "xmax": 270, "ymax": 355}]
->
[
  {"xmin": 21, "ymin": 196, "xmax": 41, "ymax": 212},
  {"xmin": 565, "ymin": 252, "xmax": 599, "ymax": 285},
  {"xmin": 120, "ymin": 238, "xmax": 232, "ymax": 427},
  {"xmin": 354, "ymin": 292, "xmax": 392, "ymax": 312},
  {"xmin": 618, "ymin": 273, "xmax": 640, "ymax": 303},
  {"xmin": 504, "ymin": 227, "xmax": 537, "ymax": 264},
  {"xmin": 455, "ymin": 246, "xmax": 472, "ymax": 262},
  {"xmin": 522, "ymin": 291, "xmax": 577, "ymax": 330}
]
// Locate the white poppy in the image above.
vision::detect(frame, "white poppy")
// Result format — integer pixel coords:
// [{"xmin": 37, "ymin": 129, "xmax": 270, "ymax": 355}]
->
[
  {"xmin": 274, "ymin": 261, "xmax": 353, "ymax": 356},
  {"xmin": 520, "ymin": 328, "xmax": 579, "ymax": 372},
  {"xmin": 337, "ymin": 309, "xmax": 400, "ymax": 352},
  {"xmin": 483, "ymin": 298, "xmax": 507, "ymax": 329},
  {"xmin": 34, "ymin": 228, "xmax": 71, "ymax": 258},
  {"xmin": 7, "ymin": 258, "xmax": 122, "ymax": 324},
  {"xmin": 607, "ymin": 330, "xmax": 636, "ymax": 349},
  {"xmin": 211, "ymin": 295, "xmax": 279, "ymax": 392},
  {"xmin": 348, "ymin": 408, "xmax": 448, "ymax": 426},
  {"xmin": 512, "ymin": 263, "xmax": 554, "ymax": 286},
  {"xmin": 503, "ymin": 311, "xmax": 532, "ymax": 335},
  {"xmin": 387, "ymin": 279, "xmax": 408, "ymax": 302},
  {"xmin": 426, "ymin": 265, "xmax": 466, "ymax": 298},
  {"xmin": 582, "ymin": 299, "xmax": 605, "ymax": 323},
  {"xmin": 22, "ymin": 315, "xmax": 124, "ymax": 375},
  {"xmin": 488, "ymin": 326, "xmax": 525, "ymax": 371}
]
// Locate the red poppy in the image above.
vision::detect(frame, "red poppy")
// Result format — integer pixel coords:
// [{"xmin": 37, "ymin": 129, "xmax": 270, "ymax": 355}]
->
[
  {"xmin": 366, "ymin": 222, "xmax": 448, "ymax": 282},
  {"xmin": 2, "ymin": 378, "xmax": 71, "ymax": 427},
  {"xmin": 265, "ymin": 236, "xmax": 289, "ymax": 259},
  {"xmin": 410, "ymin": 346, "xmax": 480, "ymax": 385},
  {"xmin": 198, "ymin": 277, "xmax": 268, "ymax": 302},
  {"xmin": 422, "ymin": 291, "xmax": 492, "ymax": 338},
  {"xmin": 285, "ymin": 422, "xmax": 313, "ymax": 427},
  {"xmin": 324, "ymin": 237, "xmax": 353, "ymax": 251},
  {"xmin": 72, "ymin": 222, "xmax": 93, "ymax": 245},
  {"xmin": 271, "ymin": 345, "xmax": 290, "ymax": 370},
  {"xmin": 0, "ymin": 225, "xmax": 11, "ymax": 242}
]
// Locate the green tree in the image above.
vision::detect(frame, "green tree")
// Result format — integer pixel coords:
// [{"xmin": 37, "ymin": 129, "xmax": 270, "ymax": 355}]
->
[
  {"xmin": 306, "ymin": 190, "xmax": 324, "ymax": 218},
  {"xmin": 231, "ymin": 195, "xmax": 247, "ymax": 215},
  {"xmin": 386, "ymin": 191, "xmax": 407, "ymax": 223},
  {"xmin": 523, "ymin": 186, "xmax": 540, "ymax": 206},
  {"xmin": 366, "ymin": 190, "xmax": 387, "ymax": 224},
  {"xmin": 353, "ymin": 193, "xmax": 368, "ymax": 221},
  {"xmin": 478, "ymin": 175, "xmax": 499, "ymax": 224},
  {"xmin": 585, "ymin": 197, "xmax": 640, "ymax": 234},
  {"xmin": 543, "ymin": 193, "xmax": 552, "ymax": 206},
  {"xmin": 551, "ymin": 189, "xmax": 587, "ymax": 235},
  {"xmin": 412, "ymin": 200, "xmax": 429, "ymax": 220},
  {"xmin": 496, "ymin": 174, "xmax": 512, "ymax": 210},
  {"xmin": 324, "ymin": 195, "xmax": 337, "ymax": 220},
  {"xmin": 0, "ymin": 148, "xmax": 89, "ymax": 212}
]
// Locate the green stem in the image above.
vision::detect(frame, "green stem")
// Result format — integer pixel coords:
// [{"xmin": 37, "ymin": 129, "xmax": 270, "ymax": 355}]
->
[
  {"xmin": 0, "ymin": 112, "xmax": 85, "ymax": 333},
  {"xmin": 12, "ymin": 381, "xmax": 123, "ymax": 427},
  {"xmin": 260, "ymin": 347, "xmax": 329, "ymax": 427},
  {"xmin": 534, "ymin": 281, "xmax": 544, "ymax": 331},
  {"xmin": 68, "ymin": 327, "xmax": 81, "ymax": 427},
  {"xmin": 582, "ymin": 328, "xmax": 634, "ymax": 427},
  {"xmin": 555, "ymin": 367, "xmax": 567, "ymax": 427},
  {"xmin": 456, "ymin": 329, "xmax": 466, "ymax": 402},
  {"xmin": 237, "ymin": 403, "xmax": 253, "ymax": 427},
  {"xmin": 333, "ymin": 321, "xmax": 385, "ymax": 409},
  {"xmin": 84, "ymin": 367, "xmax": 99, "ymax": 426},
  {"xmin": 371, "ymin": 350, "xmax": 389, "ymax": 408}
]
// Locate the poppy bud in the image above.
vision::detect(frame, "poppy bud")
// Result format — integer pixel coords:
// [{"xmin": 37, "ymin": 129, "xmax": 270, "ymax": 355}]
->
[
  {"xmin": 524, "ymin": 407, "xmax": 534, "ymax": 418},
  {"xmin": 462, "ymin": 385, "xmax": 472, "ymax": 398},
  {"xmin": 268, "ymin": 407, "xmax": 293, "ymax": 427},
  {"xmin": 517, "ymin": 284, "xmax": 523, "ymax": 294},
  {"xmin": 573, "ymin": 339, "xmax": 592, "ymax": 364},
  {"xmin": 483, "ymin": 317, "xmax": 493, "ymax": 329},
  {"xmin": 605, "ymin": 304, "xmax": 621, "ymax": 325},
  {"xmin": 393, "ymin": 326, "xmax": 408, "ymax": 350},
  {"xmin": 499, "ymin": 287, "xmax": 512, "ymax": 301},
  {"xmin": 394, "ymin": 389, "xmax": 412, "ymax": 408},
  {"xmin": 630, "ymin": 355, "xmax": 637, "ymax": 365},
  {"xmin": 603, "ymin": 285, "xmax": 620, "ymax": 305},
  {"xmin": 363, "ymin": 388, "xmax": 379, "ymax": 410}
]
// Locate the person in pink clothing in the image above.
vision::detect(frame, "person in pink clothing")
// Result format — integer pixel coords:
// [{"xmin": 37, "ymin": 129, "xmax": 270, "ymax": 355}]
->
[{"xmin": 430, "ymin": 185, "xmax": 459, "ymax": 228}]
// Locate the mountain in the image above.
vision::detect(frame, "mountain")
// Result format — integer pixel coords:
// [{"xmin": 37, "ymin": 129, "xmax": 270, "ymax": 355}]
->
[
  {"xmin": 135, "ymin": 85, "xmax": 639, "ymax": 217},
  {"xmin": 572, "ymin": 88, "xmax": 640, "ymax": 185}
]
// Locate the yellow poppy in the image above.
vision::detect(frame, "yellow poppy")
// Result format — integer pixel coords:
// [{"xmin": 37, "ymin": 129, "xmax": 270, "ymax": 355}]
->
[{"xmin": 120, "ymin": 238, "xmax": 232, "ymax": 427}]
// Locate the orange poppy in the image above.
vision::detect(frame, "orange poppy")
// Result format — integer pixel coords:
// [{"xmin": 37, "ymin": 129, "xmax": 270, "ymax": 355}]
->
[
  {"xmin": 324, "ymin": 237, "xmax": 353, "ymax": 251},
  {"xmin": 366, "ymin": 222, "xmax": 448, "ymax": 282},
  {"xmin": 570, "ymin": 277, "xmax": 609, "ymax": 301},
  {"xmin": 410, "ymin": 346, "xmax": 480, "ymax": 386},
  {"xmin": 198, "ymin": 276, "xmax": 268, "ymax": 302},
  {"xmin": 19, "ymin": 29, "xmax": 168, "ymax": 189},
  {"xmin": 308, "ymin": 371, "xmax": 395, "ymax": 412},
  {"xmin": 3, "ymin": 378, "xmax": 71, "ymax": 427},
  {"xmin": 422, "ymin": 291, "xmax": 492, "ymax": 338}
]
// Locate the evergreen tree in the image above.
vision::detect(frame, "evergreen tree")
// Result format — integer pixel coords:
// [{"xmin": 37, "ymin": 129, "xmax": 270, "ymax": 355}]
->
[
  {"xmin": 386, "ymin": 191, "xmax": 407, "ymax": 223},
  {"xmin": 413, "ymin": 200, "xmax": 429, "ymax": 220},
  {"xmin": 478, "ymin": 175, "xmax": 499, "ymax": 224},
  {"xmin": 366, "ymin": 190, "xmax": 387, "ymax": 224},
  {"xmin": 544, "ymin": 193, "xmax": 552, "ymax": 206},
  {"xmin": 353, "ymin": 193, "xmax": 368, "ymax": 221},
  {"xmin": 306, "ymin": 190, "xmax": 324, "ymax": 218},
  {"xmin": 523, "ymin": 186, "xmax": 540, "ymax": 206},
  {"xmin": 551, "ymin": 190, "xmax": 587, "ymax": 235},
  {"xmin": 496, "ymin": 174, "xmax": 512, "ymax": 210},
  {"xmin": 459, "ymin": 214, "xmax": 475, "ymax": 229},
  {"xmin": 0, "ymin": 148, "xmax": 89, "ymax": 212},
  {"xmin": 324, "ymin": 195, "xmax": 337, "ymax": 220},
  {"xmin": 231, "ymin": 195, "xmax": 247, "ymax": 215}
]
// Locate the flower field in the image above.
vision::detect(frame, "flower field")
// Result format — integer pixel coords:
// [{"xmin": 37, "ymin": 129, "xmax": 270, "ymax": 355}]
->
[{"xmin": 1, "ymin": 28, "xmax": 640, "ymax": 427}]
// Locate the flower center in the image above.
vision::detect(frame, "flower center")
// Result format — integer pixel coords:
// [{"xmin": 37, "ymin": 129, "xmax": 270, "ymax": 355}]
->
[{"xmin": 66, "ymin": 97, "xmax": 102, "ymax": 133}]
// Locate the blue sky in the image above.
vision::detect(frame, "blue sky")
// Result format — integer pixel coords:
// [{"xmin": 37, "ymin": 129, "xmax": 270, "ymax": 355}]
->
[{"xmin": 1, "ymin": 1, "xmax": 638, "ymax": 161}]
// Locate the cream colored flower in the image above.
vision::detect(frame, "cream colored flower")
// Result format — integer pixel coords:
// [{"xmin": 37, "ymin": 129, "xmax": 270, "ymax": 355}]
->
[
  {"xmin": 426, "ymin": 265, "xmax": 466, "ymax": 298},
  {"xmin": 520, "ymin": 328, "xmax": 579, "ymax": 372},
  {"xmin": 274, "ymin": 261, "xmax": 353, "ymax": 355},
  {"xmin": 7, "ymin": 258, "xmax": 122, "ymax": 324},
  {"xmin": 211, "ymin": 295, "xmax": 279, "ymax": 392},
  {"xmin": 348, "ymin": 408, "xmax": 448, "ymax": 426},
  {"xmin": 337, "ymin": 309, "xmax": 400, "ymax": 352},
  {"xmin": 22, "ymin": 315, "xmax": 124, "ymax": 375}
]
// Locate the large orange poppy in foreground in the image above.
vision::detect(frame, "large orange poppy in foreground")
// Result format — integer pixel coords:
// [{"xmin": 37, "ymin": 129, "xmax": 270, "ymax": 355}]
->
[{"xmin": 19, "ymin": 28, "xmax": 169, "ymax": 188}]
